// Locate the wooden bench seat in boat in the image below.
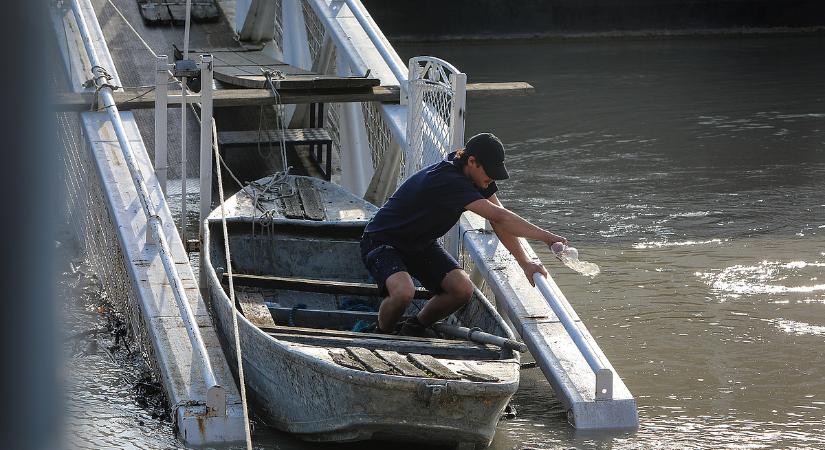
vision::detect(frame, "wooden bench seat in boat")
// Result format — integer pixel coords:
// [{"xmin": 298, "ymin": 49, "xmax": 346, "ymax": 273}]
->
[
  {"xmin": 260, "ymin": 324, "xmax": 501, "ymax": 360},
  {"xmin": 223, "ymin": 273, "xmax": 433, "ymax": 299}
]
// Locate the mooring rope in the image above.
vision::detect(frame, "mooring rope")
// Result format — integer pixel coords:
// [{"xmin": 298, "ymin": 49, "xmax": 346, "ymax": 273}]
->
[
  {"xmin": 214, "ymin": 119, "xmax": 253, "ymax": 450},
  {"xmin": 262, "ymin": 69, "xmax": 290, "ymax": 173}
]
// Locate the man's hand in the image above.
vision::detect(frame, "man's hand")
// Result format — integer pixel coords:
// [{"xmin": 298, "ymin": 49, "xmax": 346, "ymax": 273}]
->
[
  {"xmin": 545, "ymin": 232, "xmax": 568, "ymax": 246},
  {"xmin": 519, "ymin": 260, "xmax": 548, "ymax": 287}
]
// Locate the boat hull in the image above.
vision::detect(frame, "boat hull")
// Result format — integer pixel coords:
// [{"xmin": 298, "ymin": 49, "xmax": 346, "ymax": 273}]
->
[
  {"xmin": 202, "ymin": 176, "xmax": 519, "ymax": 445},
  {"xmin": 205, "ymin": 261, "xmax": 517, "ymax": 445}
]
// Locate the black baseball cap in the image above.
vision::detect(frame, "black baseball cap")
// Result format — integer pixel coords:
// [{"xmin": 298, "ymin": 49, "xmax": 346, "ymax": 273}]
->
[{"xmin": 464, "ymin": 132, "xmax": 509, "ymax": 180}]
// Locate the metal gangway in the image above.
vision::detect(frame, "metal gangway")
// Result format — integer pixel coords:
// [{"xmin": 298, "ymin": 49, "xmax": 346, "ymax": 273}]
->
[
  {"xmin": 55, "ymin": 0, "xmax": 638, "ymax": 446},
  {"xmin": 55, "ymin": 0, "xmax": 245, "ymax": 445}
]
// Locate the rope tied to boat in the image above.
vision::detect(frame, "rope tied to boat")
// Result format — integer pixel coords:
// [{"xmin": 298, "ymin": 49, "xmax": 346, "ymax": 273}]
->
[
  {"xmin": 261, "ymin": 68, "xmax": 290, "ymax": 174},
  {"xmin": 213, "ymin": 119, "xmax": 253, "ymax": 449},
  {"xmin": 85, "ymin": 65, "xmax": 121, "ymax": 111}
]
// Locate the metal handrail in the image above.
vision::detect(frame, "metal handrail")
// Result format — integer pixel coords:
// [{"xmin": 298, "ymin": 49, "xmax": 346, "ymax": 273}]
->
[
  {"xmin": 342, "ymin": 0, "xmax": 408, "ymax": 83},
  {"xmin": 69, "ymin": 0, "xmax": 223, "ymax": 409},
  {"xmin": 533, "ymin": 273, "xmax": 614, "ymax": 400}
]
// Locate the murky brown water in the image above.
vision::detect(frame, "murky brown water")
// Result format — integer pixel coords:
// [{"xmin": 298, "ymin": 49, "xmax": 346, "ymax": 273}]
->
[
  {"xmin": 63, "ymin": 35, "xmax": 824, "ymax": 449},
  {"xmin": 394, "ymin": 36, "xmax": 825, "ymax": 449}
]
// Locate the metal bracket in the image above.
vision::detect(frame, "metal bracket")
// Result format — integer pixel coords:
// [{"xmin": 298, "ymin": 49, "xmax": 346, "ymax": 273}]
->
[
  {"xmin": 595, "ymin": 368, "xmax": 614, "ymax": 401},
  {"xmin": 206, "ymin": 385, "xmax": 226, "ymax": 417},
  {"xmin": 146, "ymin": 214, "xmax": 161, "ymax": 244}
]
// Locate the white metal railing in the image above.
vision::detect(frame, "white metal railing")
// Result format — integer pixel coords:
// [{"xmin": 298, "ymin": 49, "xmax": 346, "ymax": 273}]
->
[
  {"xmin": 69, "ymin": 0, "xmax": 225, "ymax": 415},
  {"xmin": 533, "ymin": 273, "xmax": 613, "ymax": 400},
  {"xmin": 304, "ymin": 0, "xmax": 372, "ymax": 80},
  {"xmin": 342, "ymin": 0, "xmax": 407, "ymax": 85},
  {"xmin": 404, "ymin": 56, "xmax": 466, "ymax": 181}
]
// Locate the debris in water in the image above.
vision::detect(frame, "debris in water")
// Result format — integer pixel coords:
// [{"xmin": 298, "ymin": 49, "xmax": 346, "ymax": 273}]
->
[{"xmin": 501, "ymin": 403, "xmax": 517, "ymax": 419}]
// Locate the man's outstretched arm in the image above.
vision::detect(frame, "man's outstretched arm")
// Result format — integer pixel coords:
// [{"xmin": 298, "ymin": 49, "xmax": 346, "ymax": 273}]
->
[
  {"xmin": 465, "ymin": 195, "xmax": 566, "ymax": 285},
  {"xmin": 466, "ymin": 196, "xmax": 566, "ymax": 245}
]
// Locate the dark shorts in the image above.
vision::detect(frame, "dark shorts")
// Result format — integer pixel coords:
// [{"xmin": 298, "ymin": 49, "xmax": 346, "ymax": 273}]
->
[{"xmin": 360, "ymin": 233, "xmax": 460, "ymax": 297}]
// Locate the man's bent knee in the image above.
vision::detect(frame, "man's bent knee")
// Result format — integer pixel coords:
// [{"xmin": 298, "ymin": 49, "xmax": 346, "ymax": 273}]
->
[
  {"xmin": 455, "ymin": 280, "xmax": 473, "ymax": 304},
  {"xmin": 385, "ymin": 271, "xmax": 415, "ymax": 305},
  {"xmin": 442, "ymin": 269, "xmax": 474, "ymax": 304}
]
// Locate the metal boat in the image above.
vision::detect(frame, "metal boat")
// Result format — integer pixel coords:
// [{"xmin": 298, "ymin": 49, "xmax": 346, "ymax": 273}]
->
[{"xmin": 202, "ymin": 174, "xmax": 521, "ymax": 446}]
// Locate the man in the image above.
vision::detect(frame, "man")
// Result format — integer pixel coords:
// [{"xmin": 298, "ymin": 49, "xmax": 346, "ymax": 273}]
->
[{"xmin": 360, "ymin": 132, "xmax": 567, "ymax": 335}]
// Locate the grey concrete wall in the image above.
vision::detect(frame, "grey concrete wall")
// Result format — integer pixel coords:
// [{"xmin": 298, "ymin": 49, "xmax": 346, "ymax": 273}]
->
[{"xmin": 361, "ymin": 0, "xmax": 825, "ymax": 39}]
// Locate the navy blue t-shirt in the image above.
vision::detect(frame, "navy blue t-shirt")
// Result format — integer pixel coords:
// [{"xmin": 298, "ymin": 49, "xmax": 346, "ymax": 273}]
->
[{"xmin": 364, "ymin": 152, "xmax": 498, "ymax": 253}]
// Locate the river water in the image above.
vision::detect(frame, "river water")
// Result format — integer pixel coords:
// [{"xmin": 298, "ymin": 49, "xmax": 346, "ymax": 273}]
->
[{"xmin": 61, "ymin": 35, "xmax": 824, "ymax": 449}]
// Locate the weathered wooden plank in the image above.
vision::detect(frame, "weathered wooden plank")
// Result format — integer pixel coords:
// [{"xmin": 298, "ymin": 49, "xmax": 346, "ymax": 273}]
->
[
  {"xmin": 280, "ymin": 190, "xmax": 305, "ymax": 219},
  {"xmin": 190, "ymin": 49, "xmax": 313, "ymax": 75},
  {"xmin": 376, "ymin": 350, "xmax": 429, "ymax": 378},
  {"xmin": 329, "ymin": 350, "xmax": 365, "ymax": 371},
  {"xmin": 407, "ymin": 354, "xmax": 461, "ymax": 380},
  {"xmin": 260, "ymin": 324, "xmax": 466, "ymax": 346},
  {"xmin": 138, "ymin": 0, "xmax": 219, "ymax": 24},
  {"xmin": 456, "ymin": 369, "xmax": 499, "ymax": 383},
  {"xmin": 53, "ymin": 82, "xmax": 533, "ymax": 111},
  {"xmin": 265, "ymin": 330, "xmax": 501, "ymax": 359},
  {"xmin": 235, "ymin": 290, "xmax": 276, "ymax": 328},
  {"xmin": 296, "ymin": 177, "xmax": 326, "ymax": 221},
  {"xmin": 346, "ymin": 347, "xmax": 393, "ymax": 374},
  {"xmin": 466, "ymin": 81, "xmax": 535, "ymax": 96},
  {"xmin": 224, "ymin": 273, "xmax": 432, "ymax": 299},
  {"xmin": 217, "ymin": 128, "xmax": 332, "ymax": 146},
  {"xmin": 181, "ymin": 48, "xmax": 377, "ymax": 89},
  {"xmin": 215, "ymin": 72, "xmax": 379, "ymax": 90}
]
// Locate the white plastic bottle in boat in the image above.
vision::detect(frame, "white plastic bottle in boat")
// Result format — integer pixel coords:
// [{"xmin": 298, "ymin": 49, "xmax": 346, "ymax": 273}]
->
[{"xmin": 550, "ymin": 242, "xmax": 600, "ymax": 277}]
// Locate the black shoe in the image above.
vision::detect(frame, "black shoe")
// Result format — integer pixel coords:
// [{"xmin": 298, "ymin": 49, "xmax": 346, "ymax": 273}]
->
[
  {"xmin": 399, "ymin": 316, "xmax": 431, "ymax": 337},
  {"xmin": 353, "ymin": 319, "xmax": 397, "ymax": 335}
]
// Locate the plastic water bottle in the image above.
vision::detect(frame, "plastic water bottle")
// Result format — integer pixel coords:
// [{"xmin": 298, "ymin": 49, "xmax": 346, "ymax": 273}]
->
[{"xmin": 550, "ymin": 242, "xmax": 600, "ymax": 277}]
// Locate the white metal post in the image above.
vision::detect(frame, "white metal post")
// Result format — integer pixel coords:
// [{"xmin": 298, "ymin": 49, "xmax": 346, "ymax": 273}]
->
[
  {"xmin": 180, "ymin": 0, "xmax": 193, "ymax": 245},
  {"xmin": 336, "ymin": 49, "xmax": 374, "ymax": 196},
  {"xmin": 448, "ymin": 72, "xmax": 467, "ymax": 153},
  {"xmin": 402, "ymin": 57, "xmax": 417, "ymax": 107},
  {"xmin": 180, "ymin": 82, "xmax": 188, "ymax": 244},
  {"xmin": 445, "ymin": 72, "xmax": 467, "ymax": 258},
  {"xmin": 155, "ymin": 55, "xmax": 169, "ymax": 195},
  {"xmin": 199, "ymin": 54, "xmax": 214, "ymax": 287}
]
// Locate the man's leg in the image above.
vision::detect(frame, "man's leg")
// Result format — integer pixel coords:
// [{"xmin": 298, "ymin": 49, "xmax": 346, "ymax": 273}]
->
[
  {"xmin": 378, "ymin": 271, "xmax": 415, "ymax": 333},
  {"xmin": 415, "ymin": 269, "xmax": 474, "ymax": 326}
]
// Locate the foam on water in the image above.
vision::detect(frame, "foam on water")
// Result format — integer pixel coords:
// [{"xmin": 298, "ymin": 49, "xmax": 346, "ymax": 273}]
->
[{"xmin": 552, "ymin": 244, "xmax": 601, "ymax": 277}]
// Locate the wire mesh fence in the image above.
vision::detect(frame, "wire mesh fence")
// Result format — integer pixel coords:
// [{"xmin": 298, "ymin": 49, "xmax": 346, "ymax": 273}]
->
[
  {"xmin": 302, "ymin": 0, "xmax": 325, "ymax": 65},
  {"xmin": 403, "ymin": 57, "xmax": 463, "ymax": 182},
  {"xmin": 362, "ymin": 101, "xmax": 396, "ymax": 174},
  {"xmin": 57, "ymin": 111, "xmax": 160, "ymax": 377}
]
